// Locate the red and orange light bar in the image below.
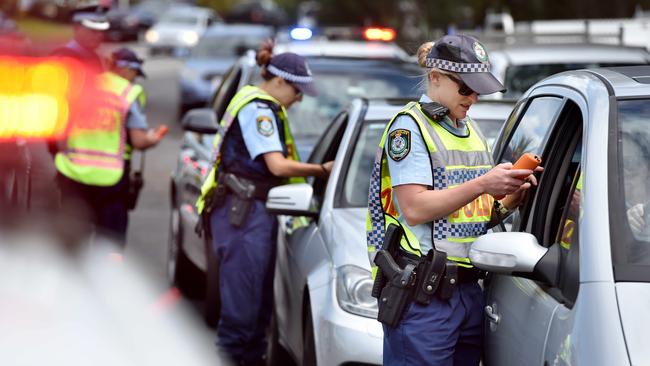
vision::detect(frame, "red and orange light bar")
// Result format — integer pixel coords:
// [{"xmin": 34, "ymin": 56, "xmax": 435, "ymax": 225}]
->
[{"xmin": 363, "ymin": 27, "xmax": 396, "ymax": 42}]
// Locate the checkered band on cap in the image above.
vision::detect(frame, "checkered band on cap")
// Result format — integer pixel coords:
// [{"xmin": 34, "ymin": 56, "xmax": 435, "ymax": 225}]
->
[
  {"xmin": 425, "ymin": 58, "xmax": 490, "ymax": 73},
  {"xmin": 267, "ymin": 65, "xmax": 314, "ymax": 84}
]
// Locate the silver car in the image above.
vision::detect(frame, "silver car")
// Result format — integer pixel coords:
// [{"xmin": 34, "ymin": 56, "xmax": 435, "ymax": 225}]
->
[
  {"xmin": 265, "ymin": 97, "xmax": 511, "ymax": 366},
  {"xmin": 469, "ymin": 65, "xmax": 650, "ymax": 365}
]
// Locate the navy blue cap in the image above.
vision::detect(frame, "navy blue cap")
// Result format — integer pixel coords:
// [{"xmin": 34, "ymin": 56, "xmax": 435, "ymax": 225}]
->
[
  {"xmin": 267, "ymin": 52, "xmax": 317, "ymax": 97},
  {"xmin": 112, "ymin": 47, "xmax": 146, "ymax": 78},
  {"xmin": 426, "ymin": 34, "xmax": 505, "ymax": 95}
]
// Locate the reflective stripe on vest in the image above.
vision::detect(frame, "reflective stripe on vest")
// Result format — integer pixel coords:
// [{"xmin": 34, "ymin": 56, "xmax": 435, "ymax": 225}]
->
[
  {"xmin": 54, "ymin": 72, "xmax": 129, "ymax": 186},
  {"xmin": 366, "ymin": 101, "xmax": 494, "ymax": 268},
  {"xmin": 196, "ymin": 85, "xmax": 306, "ymax": 214}
]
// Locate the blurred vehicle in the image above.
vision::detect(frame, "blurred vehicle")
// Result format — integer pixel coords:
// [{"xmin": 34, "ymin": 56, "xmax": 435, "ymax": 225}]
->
[
  {"xmin": 468, "ymin": 100, "xmax": 515, "ymax": 147},
  {"xmin": 178, "ymin": 23, "xmax": 274, "ymax": 117},
  {"xmin": 144, "ymin": 5, "xmax": 220, "ymax": 56},
  {"xmin": 168, "ymin": 42, "xmax": 422, "ymax": 327},
  {"xmin": 126, "ymin": 0, "xmax": 179, "ymax": 31},
  {"xmin": 484, "ymin": 43, "xmax": 650, "ymax": 100},
  {"xmin": 263, "ymin": 98, "xmax": 406, "ymax": 366},
  {"xmin": 469, "ymin": 65, "xmax": 650, "ymax": 365},
  {"xmin": 223, "ymin": 0, "xmax": 288, "ymax": 27},
  {"xmin": 29, "ymin": 0, "xmax": 77, "ymax": 21}
]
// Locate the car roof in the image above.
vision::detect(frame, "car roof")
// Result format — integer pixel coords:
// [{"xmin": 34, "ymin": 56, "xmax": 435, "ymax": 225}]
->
[
  {"xmin": 203, "ymin": 23, "xmax": 273, "ymax": 37},
  {"xmin": 364, "ymin": 98, "xmax": 414, "ymax": 121},
  {"xmin": 274, "ymin": 40, "xmax": 412, "ymax": 61},
  {"xmin": 490, "ymin": 43, "xmax": 650, "ymax": 65}
]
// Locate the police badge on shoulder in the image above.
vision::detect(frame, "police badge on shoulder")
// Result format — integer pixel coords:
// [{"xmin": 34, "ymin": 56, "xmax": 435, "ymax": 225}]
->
[{"xmin": 388, "ymin": 129, "xmax": 411, "ymax": 161}]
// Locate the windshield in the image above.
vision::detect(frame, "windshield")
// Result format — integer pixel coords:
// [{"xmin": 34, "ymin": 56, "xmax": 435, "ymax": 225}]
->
[
  {"xmin": 616, "ymin": 99, "xmax": 650, "ymax": 270},
  {"xmin": 503, "ymin": 63, "xmax": 642, "ymax": 99},
  {"xmin": 192, "ymin": 33, "xmax": 269, "ymax": 58},
  {"xmin": 285, "ymin": 68, "xmax": 420, "ymax": 139},
  {"xmin": 159, "ymin": 13, "xmax": 200, "ymax": 26},
  {"xmin": 341, "ymin": 121, "xmax": 386, "ymax": 208}
]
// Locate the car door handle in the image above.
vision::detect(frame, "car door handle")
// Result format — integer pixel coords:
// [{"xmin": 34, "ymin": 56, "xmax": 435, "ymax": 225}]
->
[{"xmin": 485, "ymin": 304, "xmax": 500, "ymax": 324}]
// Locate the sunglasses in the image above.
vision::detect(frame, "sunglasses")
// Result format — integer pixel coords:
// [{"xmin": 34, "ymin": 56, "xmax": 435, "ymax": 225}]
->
[
  {"xmin": 289, "ymin": 83, "xmax": 303, "ymax": 97},
  {"xmin": 445, "ymin": 74, "xmax": 478, "ymax": 96}
]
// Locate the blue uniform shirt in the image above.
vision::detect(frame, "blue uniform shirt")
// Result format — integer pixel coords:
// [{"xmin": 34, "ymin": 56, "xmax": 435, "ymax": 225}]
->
[
  {"xmin": 126, "ymin": 101, "xmax": 148, "ymax": 130},
  {"xmin": 385, "ymin": 94, "xmax": 470, "ymax": 253}
]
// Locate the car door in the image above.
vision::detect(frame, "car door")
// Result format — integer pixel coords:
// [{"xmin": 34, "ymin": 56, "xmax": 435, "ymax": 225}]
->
[
  {"xmin": 274, "ymin": 111, "xmax": 349, "ymax": 354},
  {"xmin": 484, "ymin": 90, "xmax": 586, "ymax": 366}
]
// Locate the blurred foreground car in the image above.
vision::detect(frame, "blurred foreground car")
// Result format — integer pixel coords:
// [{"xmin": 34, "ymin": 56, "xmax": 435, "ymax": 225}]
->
[
  {"xmin": 168, "ymin": 42, "xmax": 422, "ymax": 327},
  {"xmin": 178, "ymin": 23, "xmax": 274, "ymax": 117},
  {"xmin": 145, "ymin": 5, "xmax": 220, "ymax": 56},
  {"xmin": 484, "ymin": 43, "xmax": 650, "ymax": 100},
  {"xmin": 469, "ymin": 65, "xmax": 650, "ymax": 365}
]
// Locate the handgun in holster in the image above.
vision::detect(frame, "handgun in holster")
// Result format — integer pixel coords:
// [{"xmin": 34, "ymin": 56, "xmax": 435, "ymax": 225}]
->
[
  {"xmin": 371, "ymin": 224, "xmax": 403, "ymax": 299},
  {"xmin": 412, "ymin": 248, "xmax": 448, "ymax": 305},
  {"xmin": 222, "ymin": 173, "xmax": 255, "ymax": 227},
  {"xmin": 374, "ymin": 249, "xmax": 416, "ymax": 328}
]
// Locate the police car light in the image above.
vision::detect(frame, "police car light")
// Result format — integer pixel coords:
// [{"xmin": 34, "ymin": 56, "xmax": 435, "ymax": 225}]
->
[
  {"xmin": 290, "ymin": 27, "xmax": 313, "ymax": 41},
  {"xmin": 363, "ymin": 27, "xmax": 396, "ymax": 42}
]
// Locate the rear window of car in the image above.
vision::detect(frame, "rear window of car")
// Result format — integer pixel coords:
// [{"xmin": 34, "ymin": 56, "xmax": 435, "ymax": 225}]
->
[
  {"xmin": 614, "ymin": 99, "xmax": 650, "ymax": 275},
  {"xmin": 504, "ymin": 63, "xmax": 643, "ymax": 99},
  {"xmin": 192, "ymin": 33, "xmax": 270, "ymax": 58}
]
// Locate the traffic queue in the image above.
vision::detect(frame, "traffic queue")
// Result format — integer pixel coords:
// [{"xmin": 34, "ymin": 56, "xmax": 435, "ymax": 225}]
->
[{"xmin": 2, "ymin": 3, "xmax": 650, "ymax": 366}]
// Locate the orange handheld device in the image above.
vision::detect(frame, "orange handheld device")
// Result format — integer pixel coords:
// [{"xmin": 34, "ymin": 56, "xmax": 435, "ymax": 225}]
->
[
  {"xmin": 494, "ymin": 152, "xmax": 542, "ymax": 200},
  {"xmin": 155, "ymin": 125, "xmax": 169, "ymax": 139}
]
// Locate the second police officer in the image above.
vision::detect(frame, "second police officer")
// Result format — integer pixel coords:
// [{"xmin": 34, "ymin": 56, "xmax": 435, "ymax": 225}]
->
[
  {"xmin": 196, "ymin": 41, "xmax": 333, "ymax": 366},
  {"xmin": 367, "ymin": 35, "xmax": 540, "ymax": 365}
]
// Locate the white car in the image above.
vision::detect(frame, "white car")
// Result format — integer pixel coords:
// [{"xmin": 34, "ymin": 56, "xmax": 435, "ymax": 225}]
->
[{"xmin": 144, "ymin": 5, "xmax": 220, "ymax": 55}]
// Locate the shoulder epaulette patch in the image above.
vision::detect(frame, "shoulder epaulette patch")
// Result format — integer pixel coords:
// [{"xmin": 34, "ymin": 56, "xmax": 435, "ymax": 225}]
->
[
  {"xmin": 388, "ymin": 129, "xmax": 411, "ymax": 161},
  {"xmin": 256, "ymin": 102, "xmax": 270, "ymax": 109},
  {"xmin": 256, "ymin": 115, "xmax": 275, "ymax": 136}
]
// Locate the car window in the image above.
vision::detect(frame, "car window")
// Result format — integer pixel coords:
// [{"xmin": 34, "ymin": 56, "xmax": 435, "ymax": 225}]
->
[
  {"xmin": 192, "ymin": 33, "xmax": 270, "ymax": 58},
  {"xmin": 614, "ymin": 99, "xmax": 650, "ymax": 272},
  {"xmin": 211, "ymin": 66, "xmax": 241, "ymax": 121},
  {"xmin": 555, "ymin": 166, "xmax": 582, "ymax": 306},
  {"xmin": 503, "ymin": 63, "xmax": 643, "ymax": 99},
  {"xmin": 339, "ymin": 121, "xmax": 386, "ymax": 208},
  {"xmin": 308, "ymin": 112, "xmax": 348, "ymax": 201},
  {"xmin": 497, "ymin": 96, "xmax": 563, "ymax": 229}
]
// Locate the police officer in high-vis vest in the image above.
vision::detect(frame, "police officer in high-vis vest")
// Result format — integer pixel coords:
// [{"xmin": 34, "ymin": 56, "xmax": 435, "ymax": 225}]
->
[
  {"xmin": 54, "ymin": 47, "xmax": 166, "ymax": 247},
  {"xmin": 366, "ymin": 35, "xmax": 539, "ymax": 366},
  {"xmin": 196, "ymin": 41, "xmax": 333, "ymax": 366}
]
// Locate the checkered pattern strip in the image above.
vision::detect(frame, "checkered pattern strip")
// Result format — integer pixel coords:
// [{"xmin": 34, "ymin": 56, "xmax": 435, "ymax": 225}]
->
[
  {"xmin": 447, "ymin": 167, "xmax": 490, "ymax": 186},
  {"xmin": 447, "ymin": 222, "xmax": 488, "ymax": 238},
  {"xmin": 432, "ymin": 167, "xmax": 447, "ymax": 190},
  {"xmin": 433, "ymin": 217, "xmax": 448, "ymax": 241},
  {"xmin": 366, "ymin": 150, "xmax": 386, "ymax": 251},
  {"xmin": 267, "ymin": 65, "xmax": 314, "ymax": 84},
  {"xmin": 425, "ymin": 58, "xmax": 490, "ymax": 73}
]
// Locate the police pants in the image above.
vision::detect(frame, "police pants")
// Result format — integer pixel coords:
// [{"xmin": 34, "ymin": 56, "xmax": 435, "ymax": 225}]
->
[
  {"xmin": 382, "ymin": 281, "xmax": 484, "ymax": 366},
  {"xmin": 210, "ymin": 194, "xmax": 277, "ymax": 364},
  {"xmin": 56, "ymin": 172, "xmax": 129, "ymax": 247}
]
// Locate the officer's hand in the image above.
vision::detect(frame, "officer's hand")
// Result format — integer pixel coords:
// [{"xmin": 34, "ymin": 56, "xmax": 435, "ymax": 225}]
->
[
  {"xmin": 153, "ymin": 125, "xmax": 169, "ymax": 140},
  {"xmin": 627, "ymin": 203, "xmax": 645, "ymax": 235},
  {"xmin": 322, "ymin": 161, "xmax": 334, "ymax": 174},
  {"xmin": 479, "ymin": 163, "xmax": 532, "ymax": 197}
]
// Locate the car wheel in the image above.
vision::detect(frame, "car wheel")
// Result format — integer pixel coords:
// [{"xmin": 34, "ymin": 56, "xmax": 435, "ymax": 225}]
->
[
  {"xmin": 204, "ymin": 234, "xmax": 221, "ymax": 328},
  {"xmin": 267, "ymin": 310, "xmax": 295, "ymax": 366},
  {"xmin": 302, "ymin": 305, "xmax": 317, "ymax": 366},
  {"xmin": 167, "ymin": 205, "xmax": 203, "ymax": 298}
]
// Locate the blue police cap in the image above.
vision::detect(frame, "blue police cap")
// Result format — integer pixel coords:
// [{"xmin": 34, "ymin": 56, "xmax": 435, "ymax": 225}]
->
[
  {"xmin": 112, "ymin": 47, "xmax": 146, "ymax": 78},
  {"xmin": 426, "ymin": 34, "xmax": 505, "ymax": 95},
  {"xmin": 266, "ymin": 52, "xmax": 317, "ymax": 97}
]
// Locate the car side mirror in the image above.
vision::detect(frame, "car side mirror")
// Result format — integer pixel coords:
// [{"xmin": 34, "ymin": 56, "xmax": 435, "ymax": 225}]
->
[
  {"xmin": 181, "ymin": 108, "xmax": 219, "ymax": 134},
  {"xmin": 469, "ymin": 232, "xmax": 560, "ymax": 286},
  {"xmin": 266, "ymin": 183, "xmax": 318, "ymax": 217}
]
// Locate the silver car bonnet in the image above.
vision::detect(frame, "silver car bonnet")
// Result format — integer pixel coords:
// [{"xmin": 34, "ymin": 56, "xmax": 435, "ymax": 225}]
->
[
  {"xmin": 326, "ymin": 208, "xmax": 370, "ymax": 271},
  {"xmin": 616, "ymin": 283, "xmax": 650, "ymax": 365}
]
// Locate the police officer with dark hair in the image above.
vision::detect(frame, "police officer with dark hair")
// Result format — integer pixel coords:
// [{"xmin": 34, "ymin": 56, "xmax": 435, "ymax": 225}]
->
[
  {"xmin": 196, "ymin": 40, "xmax": 333, "ymax": 366},
  {"xmin": 367, "ymin": 35, "xmax": 540, "ymax": 365}
]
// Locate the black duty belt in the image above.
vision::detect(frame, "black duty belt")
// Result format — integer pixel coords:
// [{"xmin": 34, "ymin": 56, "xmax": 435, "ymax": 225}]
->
[
  {"xmin": 221, "ymin": 172, "xmax": 277, "ymax": 201},
  {"xmin": 395, "ymin": 251, "xmax": 480, "ymax": 284}
]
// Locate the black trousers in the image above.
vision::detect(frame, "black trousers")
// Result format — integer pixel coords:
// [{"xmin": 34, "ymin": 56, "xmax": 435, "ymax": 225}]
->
[{"xmin": 56, "ymin": 170, "xmax": 129, "ymax": 247}]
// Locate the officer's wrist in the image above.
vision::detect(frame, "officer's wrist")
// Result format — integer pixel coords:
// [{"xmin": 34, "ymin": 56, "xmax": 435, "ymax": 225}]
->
[{"xmin": 319, "ymin": 163, "xmax": 327, "ymax": 176}]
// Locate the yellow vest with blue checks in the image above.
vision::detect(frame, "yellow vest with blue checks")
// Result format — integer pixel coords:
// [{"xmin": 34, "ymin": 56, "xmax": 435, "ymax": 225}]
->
[
  {"xmin": 366, "ymin": 101, "xmax": 494, "ymax": 270},
  {"xmin": 196, "ymin": 85, "xmax": 305, "ymax": 214}
]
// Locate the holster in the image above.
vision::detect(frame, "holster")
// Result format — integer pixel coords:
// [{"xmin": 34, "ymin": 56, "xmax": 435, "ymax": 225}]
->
[
  {"xmin": 412, "ymin": 249, "xmax": 447, "ymax": 305},
  {"xmin": 374, "ymin": 250, "xmax": 416, "ymax": 328},
  {"xmin": 437, "ymin": 263, "xmax": 458, "ymax": 300},
  {"xmin": 126, "ymin": 170, "xmax": 144, "ymax": 210},
  {"xmin": 228, "ymin": 196, "xmax": 252, "ymax": 227}
]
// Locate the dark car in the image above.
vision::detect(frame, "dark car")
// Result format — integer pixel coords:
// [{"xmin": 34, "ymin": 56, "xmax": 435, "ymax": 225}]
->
[
  {"xmin": 178, "ymin": 23, "xmax": 274, "ymax": 117},
  {"xmin": 168, "ymin": 45, "xmax": 422, "ymax": 327}
]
